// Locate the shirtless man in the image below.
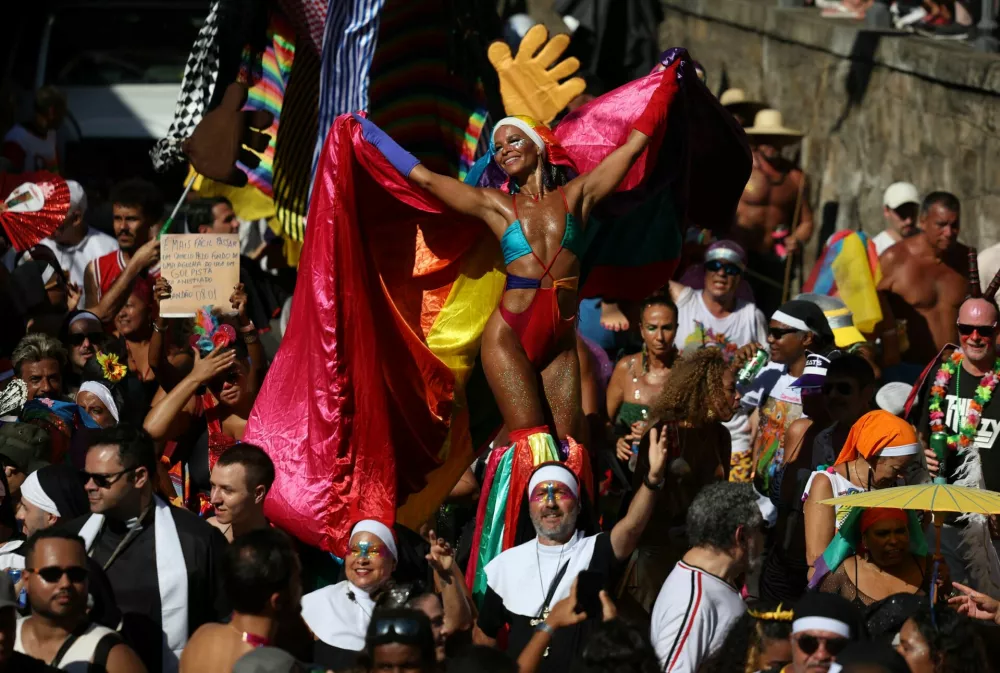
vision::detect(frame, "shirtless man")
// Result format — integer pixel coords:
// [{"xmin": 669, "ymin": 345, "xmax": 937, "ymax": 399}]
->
[
  {"xmin": 180, "ymin": 528, "xmax": 302, "ymax": 673},
  {"xmin": 877, "ymin": 192, "xmax": 967, "ymax": 381},
  {"xmin": 732, "ymin": 110, "xmax": 814, "ymax": 317}
]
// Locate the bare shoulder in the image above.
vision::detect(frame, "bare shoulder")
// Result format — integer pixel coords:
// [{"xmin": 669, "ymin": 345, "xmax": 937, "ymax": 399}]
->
[
  {"xmin": 805, "ymin": 471, "xmax": 834, "ymax": 501},
  {"xmin": 880, "ymin": 239, "xmax": 911, "ymax": 270}
]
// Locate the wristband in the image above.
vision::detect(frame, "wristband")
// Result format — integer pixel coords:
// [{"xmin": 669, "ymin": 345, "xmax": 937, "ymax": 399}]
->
[
  {"xmin": 643, "ymin": 475, "xmax": 665, "ymax": 491},
  {"xmin": 152, "ymin": 322, "xmax": 165, "ymax": 333},
  {"xmin": 535, "ymin": 621, "xmax": 555, "ymax": 636}
]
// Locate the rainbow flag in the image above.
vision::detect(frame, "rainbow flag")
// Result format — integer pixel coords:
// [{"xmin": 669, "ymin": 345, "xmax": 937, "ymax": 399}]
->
[
  {"xmin": 241, "ymin": 12, "xmax": 295, "ymax": 198},
  {"xmin": 803, "ymin": 230, "xmax": 883, "ymax": 333}
]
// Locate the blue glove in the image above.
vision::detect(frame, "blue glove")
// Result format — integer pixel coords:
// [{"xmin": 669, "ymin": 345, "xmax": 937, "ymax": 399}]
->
[{"xmin": 352, "ymin": 113, "xmax": 420, "ymax": 177}]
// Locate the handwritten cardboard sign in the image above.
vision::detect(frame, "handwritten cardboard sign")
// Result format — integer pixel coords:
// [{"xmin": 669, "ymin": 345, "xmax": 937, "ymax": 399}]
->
[{"xmin": 159, "ymin": 234, "xmax": 240, "ymax": 318}]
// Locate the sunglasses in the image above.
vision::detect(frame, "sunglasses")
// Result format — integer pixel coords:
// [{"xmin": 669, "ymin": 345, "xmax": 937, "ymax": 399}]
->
[
  {"xmin": 29, "ymin": 566, "xmax": 88, "ymax": 584},
  {"xmin": 67, "ymin": 332, "xmax": 104, "ymax": 347},
  {"xmin": 705, "ymin": 260, "xmax": 743, "ymax": 276},
  {"xmin": 371, "ymin": 616, "xmax": 422, "ymax": 638},
  {"xmin": 794, "ymin": 634, "xmax": 849, "ymax": 656},
  {"xmin": 81, "ymin": 467, "xmax": 136, "ymax": 489},
  {"xmin": 768, "ymin": 327, "xmax": 803, "ymax": 340},
  {"xmin": 957, "ymin": 323, "xmax": 997, "ymax": 338},
  {"xmin": 822, "ymin": 382, "xmax": 855, "ymax": 396}
]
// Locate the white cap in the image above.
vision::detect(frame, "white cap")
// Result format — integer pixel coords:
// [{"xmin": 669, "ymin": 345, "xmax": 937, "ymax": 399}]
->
[
  {"xmin": 876, "ymin": 382, "xmax": 914, "ymax": 417},
  {"xmin": 883, "ymin": 182, "xmax": 919, "ymax": 210},
  {"xmin": 66, "ymin": 180, "xmax": 87, "ymax": 214}
]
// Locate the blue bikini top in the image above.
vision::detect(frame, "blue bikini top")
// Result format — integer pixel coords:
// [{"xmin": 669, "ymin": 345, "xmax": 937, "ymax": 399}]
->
[{"xmin": 500, "ymin": 187, "xmax": 585, "ymax": 267}]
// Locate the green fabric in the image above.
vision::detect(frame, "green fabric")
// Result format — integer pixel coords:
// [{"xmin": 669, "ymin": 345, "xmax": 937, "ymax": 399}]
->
[
  {"xmin": 616, "ymin": 401, "xmax": 650, "ymax": 432},
  {"xmin": 472, "ymin": 446, "xmax": 515, "ymax": 603}
]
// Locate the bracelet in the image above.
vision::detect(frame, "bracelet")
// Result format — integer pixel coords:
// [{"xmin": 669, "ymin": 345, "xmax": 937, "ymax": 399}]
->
[
  {"xmin": 643, "ymin": 475, "xmax": 665, "ymax": 491},
  {"xmin": 239, "ymin": 321, "xmax": 256, "ymax": 333},
  {"xmin": 152, "ymin": 322, "xmax": 165, "ymax": 333},
  {"xmin": 535, "ymin": 621, "xmax": 555, "ymax": 636},
  {"xmin": 242, "ymin": 331, "xmax": 260, "ymax": 345}
]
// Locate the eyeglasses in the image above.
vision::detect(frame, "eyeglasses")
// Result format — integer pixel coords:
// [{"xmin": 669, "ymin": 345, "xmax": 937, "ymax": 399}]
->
[
  {"xmin": 768, "ymin": 327, "xmax": 803, "ymax": 340},
  {"xmin": 957, "ymin": 323, "xmax": 997, "ymax": 338},
  {"xmin": 81, "ymin": 467, "xmax": 136, "ymax": 489},
  {"xmin": 371, "ymin": 616, "xmax": 423, "ymax": 638},
  {"xmin": 705, "ymin": 260, "xmax": 743, "ymax": 276},
  {"xmin": 67, "ymin": 332, "xmax": 104, "ymax": 347},
  {"xmin": 822, "ymin": 382, "xmax": 855, "ymax": 396},
  {"xmin": 28, "ymin": 566, "xmax": 88, "ymax": 584},
  {"xmin": 794, "ymin": 634, "xmax": 849, "ymax": 656}
]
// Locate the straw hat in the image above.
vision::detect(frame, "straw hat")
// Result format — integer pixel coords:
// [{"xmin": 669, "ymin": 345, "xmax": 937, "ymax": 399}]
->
[
  {"xmin": 744, "ymin": 109, "xmax": 803, "ymax": 137},
  {"xmin": 719, "ymin": 88, "xmax": 751, "ymax": 107}
]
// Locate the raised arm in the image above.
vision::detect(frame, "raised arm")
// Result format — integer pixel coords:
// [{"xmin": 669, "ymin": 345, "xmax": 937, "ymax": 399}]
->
[
  {"xmin": 575, "ymin": 130, "xmax": 652, "ymax": 219},
  {"xmin": 609, "ymin": 424, "xmax": 667, "ymax": 561},
  {"xmin": 352, "ymin": 114, "xmax": 507, "ymax": 234},
  {"xmin": 90, "ymin": 238, "xmax": 160, "ymax": 323}
]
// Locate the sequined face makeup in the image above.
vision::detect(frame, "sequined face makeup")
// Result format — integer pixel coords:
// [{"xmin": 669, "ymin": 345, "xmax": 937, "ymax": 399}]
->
[
  {"xmin": 349, "ymin": 540, "xmax": 385, "ymax": 558},
  {"xmin": 528, "ymin": 481, "xmax": 576, "ymax": 503}
]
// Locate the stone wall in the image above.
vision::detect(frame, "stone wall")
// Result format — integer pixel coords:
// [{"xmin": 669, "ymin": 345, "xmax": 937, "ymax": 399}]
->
[{"xmin": 660, "ymin": 0, "xmax": 1000, "ymax": 255}]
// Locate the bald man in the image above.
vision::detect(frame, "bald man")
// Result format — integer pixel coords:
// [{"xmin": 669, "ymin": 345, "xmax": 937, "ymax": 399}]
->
[{"xmin": 917, "ymin": 293, "xmax": 1000, "ymax": 593}]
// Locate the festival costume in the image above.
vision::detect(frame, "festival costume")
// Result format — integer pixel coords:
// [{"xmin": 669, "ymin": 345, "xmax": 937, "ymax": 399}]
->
[
  {"xmin": 243, "ymin": 44, "xmax": 749, "ymax": 556},
  {"xmin": 499, "ymin": 188, "xmax": 583, "ymax": 366}
]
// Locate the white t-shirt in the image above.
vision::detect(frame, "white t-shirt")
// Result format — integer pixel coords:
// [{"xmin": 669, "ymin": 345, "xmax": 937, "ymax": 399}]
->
[
  {"xmin": 651, "ymin": 561, "xmax": 746, "ymax": 673},
  {"xmin": 2, "ymin": 124, "xmax": 58, "ymax": 172},
  {"xmin": 740, "ymin": 363, "xmax": 807, "ymax": 499},
  {"xmin": 673, "ymin": 286, "xmax": 768, "ymax": 362},
  {"xmin": 873, "ymin": 230, "xmax": 898, "ymax": 256},
  {"xmin": 38, "ymin": 228, "xmax": 119, "ymax": 306},
  {"xmin": 673, "ymin": 286, "xmax": 768, "ymax": 455}
]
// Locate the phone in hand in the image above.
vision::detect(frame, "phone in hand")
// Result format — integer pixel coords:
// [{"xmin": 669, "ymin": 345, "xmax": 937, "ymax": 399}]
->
[{"xmin": 575, "ymin": 570, "xmax": 603, "ymax": 618}]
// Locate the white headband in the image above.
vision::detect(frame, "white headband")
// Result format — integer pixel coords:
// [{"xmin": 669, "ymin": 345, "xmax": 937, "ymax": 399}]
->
[
  {"xmin": 492, "ymin": 117, "xmax": 546, "ymax": 157},
  {"xmin": 78, "ymin": 381, "xmax": 119, "ymax": 423},
  {"xmin": 772, "ymin": 310, "xmax": 815, "ymax": 334},
  {"xmin": 69, "ymin": 311, "xmax": 102, "ymax": 327},
  {"xmin": 350, "ymin": 519, "xmax": 397, "ymax": 559},
  {"xmin": 880, "ymin": 442, "xmax": 920, "ymax": 457},
  {"xmin": 528, "ymin": 465, "xmax": 579, "ymax": 498},
  {"xmin": 21, "ymin": 471, "xmax": 60, "ymax": 517},
  {"xmin": 792, "ymin": 617, "xmax": 851, "ymax": 638}
]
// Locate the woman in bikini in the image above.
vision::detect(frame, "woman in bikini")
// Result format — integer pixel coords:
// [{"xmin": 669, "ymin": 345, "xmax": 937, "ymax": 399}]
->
[{"xmin": 354, "ymin": 110, "xmax": 662, "ymax": 454}]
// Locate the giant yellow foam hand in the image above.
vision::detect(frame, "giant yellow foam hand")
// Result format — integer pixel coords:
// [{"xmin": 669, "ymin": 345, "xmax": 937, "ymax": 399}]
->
[{"xmin": 488, "ymin": 24, "xmax": 587, "ymax": 125}]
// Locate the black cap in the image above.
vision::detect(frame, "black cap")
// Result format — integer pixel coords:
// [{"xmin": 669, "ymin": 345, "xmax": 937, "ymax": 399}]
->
[
  {"xmin": 774, "ymin": 299, "xmax": 835, "ymax": 345},
  {"xmin": 793, "ymin": 592, "xmax": 861, "ymax": 639}
]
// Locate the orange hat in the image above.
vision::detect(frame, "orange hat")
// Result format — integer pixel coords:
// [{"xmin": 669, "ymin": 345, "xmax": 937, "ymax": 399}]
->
[
  {"xmin": 834, "ymin": 410, "xmax": 919, "ymax": 465},
  {"xmin": 859, "ymin": 508, "xmax": 908, "ymax": 535}
]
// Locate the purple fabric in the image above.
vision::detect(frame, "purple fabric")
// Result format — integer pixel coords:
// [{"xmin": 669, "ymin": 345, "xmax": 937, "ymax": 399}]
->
[{"xmin": 352, "ymin": 113, "xmax": 420, "ymax": 176}]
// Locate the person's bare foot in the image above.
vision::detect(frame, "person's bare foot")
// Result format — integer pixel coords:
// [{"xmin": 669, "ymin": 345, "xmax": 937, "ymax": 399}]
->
[{"xmin": 600, "ymin": 300, "xmax": 629, "ymax": 331}]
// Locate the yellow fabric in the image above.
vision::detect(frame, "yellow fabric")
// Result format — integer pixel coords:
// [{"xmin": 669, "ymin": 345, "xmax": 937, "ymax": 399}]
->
[
  {"xmin": 487, "ymin": 24, "xmax": 586, "ymax": 124},
  {"xmin": 834, "ymin": 410, "xmax": 919, "ymax": 465},
  {"xmin": 527, "ymin": 431, "xmax": 560, "ymax": 464},
  {"xmin": 396, "ymin": 236, "xmax": 505, "ymax": 527},
  {"xmin": 188, "ymin": 166, "xmax": 278, "ymax": 222},
  {"xmin": 830, "ymin": 233, "xmax": 882, "ymax": 333}
]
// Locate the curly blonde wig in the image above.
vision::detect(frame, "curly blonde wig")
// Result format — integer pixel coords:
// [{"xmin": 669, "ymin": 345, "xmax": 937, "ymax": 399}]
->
[{"xmin": 654, "ymin": 348, "xmax": 730, "ymax": 426}]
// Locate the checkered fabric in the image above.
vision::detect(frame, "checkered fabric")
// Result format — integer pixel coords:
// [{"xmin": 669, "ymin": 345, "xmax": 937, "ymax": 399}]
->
[
  {"xmin": 277, "ymin": 0, "xmax": 327, "ymax": 55},
  {"xmin": 150, "ymin": 2, "xmax": 222, "ymax": 172}
]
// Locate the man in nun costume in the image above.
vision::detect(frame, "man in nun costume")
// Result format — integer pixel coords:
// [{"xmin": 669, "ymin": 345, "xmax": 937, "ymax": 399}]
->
[
  {"xmin": 472, "ymin": 427, "xmax": 670, "ymax": 671},
  {"xmin": 61, "ymin": 425, "xmax": 229, "ymax": 673}
]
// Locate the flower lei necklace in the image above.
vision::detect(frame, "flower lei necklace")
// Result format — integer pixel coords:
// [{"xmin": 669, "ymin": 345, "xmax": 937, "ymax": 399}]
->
[{"xmin": 928, "ymin": 351, "xmax": 1000, "ymax": 451}]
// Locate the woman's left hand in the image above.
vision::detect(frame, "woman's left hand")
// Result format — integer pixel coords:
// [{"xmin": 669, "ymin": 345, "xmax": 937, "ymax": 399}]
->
[
  {"xmin": 647, "ymin": 425, "xmax": 668, "ymax": 484},
  {"xmin": 230, "ymin": 283, "xmax": 248, "ymax": 321},
  {"xmin": 425, "ymin": 529, "xmax": 454, "ymax": 576}
]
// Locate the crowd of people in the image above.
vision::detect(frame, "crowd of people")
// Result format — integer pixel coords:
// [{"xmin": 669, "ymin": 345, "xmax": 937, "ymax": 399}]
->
[{"xmin": 1, "ymin": 4, "xmax": 1000, "ymax": 673}]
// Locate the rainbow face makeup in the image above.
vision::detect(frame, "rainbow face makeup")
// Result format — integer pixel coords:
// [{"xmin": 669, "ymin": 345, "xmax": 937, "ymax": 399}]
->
[
  {"xmin": 349, "ymin": 541, "xmax": 384, "ymax": 558},
  {"xmin": 529, "ymin": 481, "xmax": 577, "ymax": 504}
]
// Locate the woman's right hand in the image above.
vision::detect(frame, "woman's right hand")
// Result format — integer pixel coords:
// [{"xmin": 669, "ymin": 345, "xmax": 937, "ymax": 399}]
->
[{"xmin": 190, "ymin": 348, "xmax": 236, "ymax": 384}]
